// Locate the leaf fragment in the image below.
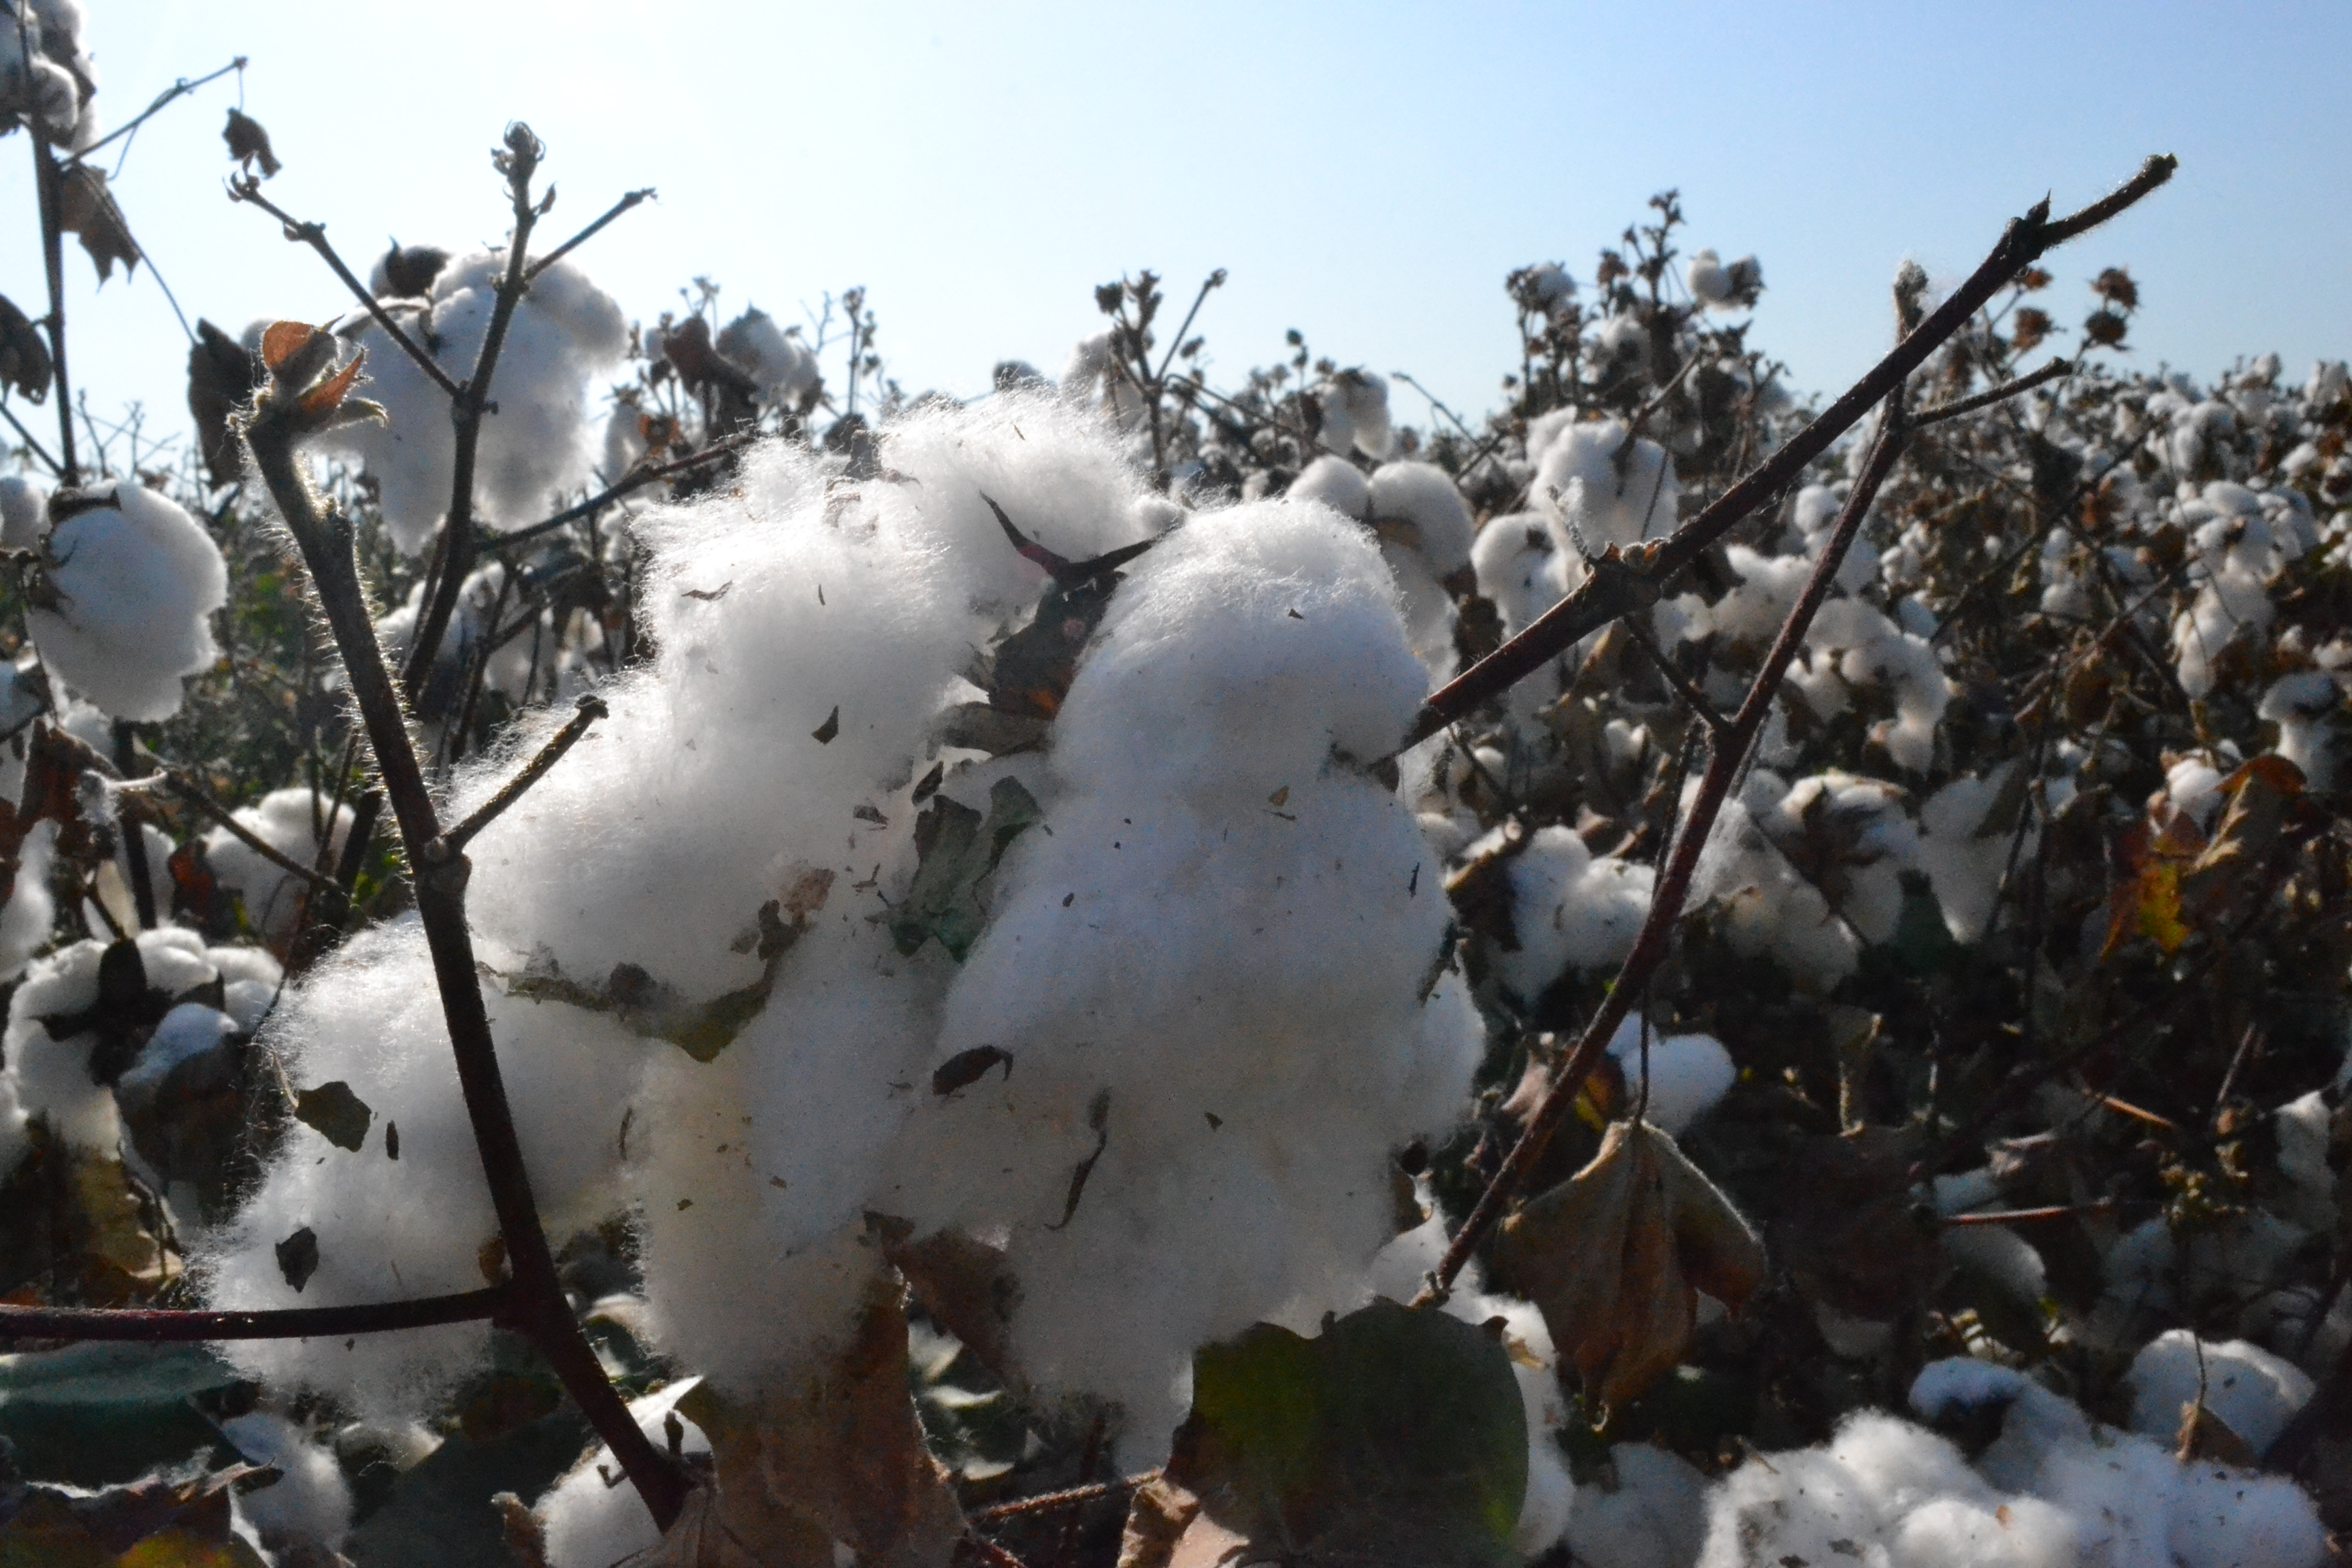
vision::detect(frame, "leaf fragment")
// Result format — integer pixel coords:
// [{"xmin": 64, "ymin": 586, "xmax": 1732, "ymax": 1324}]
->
[
  {"xmin": 54, "ymin": 163, "xmax": 140, "ymax": 282},
  {"xmin": 274, "ymin": 1226, "xmax": 318, "ymax": 1293},
  {"xmin": 293, "ymin": 1079, "xmax": 373, "ymax": 1152},
  {"xmin": 1491, "ymin": 1119, "xmax": 1765, "ymax": 1413},
  {"xmin": 889, "ymin": 777, "xmax": 1041, "ymax": 960}
]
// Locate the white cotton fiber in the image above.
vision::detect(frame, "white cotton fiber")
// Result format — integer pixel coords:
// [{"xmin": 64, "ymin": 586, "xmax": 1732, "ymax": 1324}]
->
[
  {"xmin": 0, "ymin": 818, "xmax": 56, "ymax": 982},
  {"xmin": 200, "ymin": 921, "xmax": 657, "ymax": 1419},
  {"xmin": 1533, "ymin": 417, "xmax": 1677, "ymax": 566},
  {"xmin": 29, "ymin": 482, "xmax": 227, "ymax": 720},
  {"xmin": 1915, "ymin": 772, "xmax": 2022, "ymax": 943},
  {"xmin": 1318, "ymin": 370, "xmax": 1396, "ymax": 460},
  {"xmin": 2258, "ymin": 670, "xmax": 2341, "ymax": 791},
  {"xmin": 1482, "ymin": 824, "xmax": 1653, "ymax": 1001},
  {"xmin": 1566, "ymin": 1443, "xmax": 1709, "ymax": 1568},
  {"xmin": 715, "ymin": 306, "xmax": 819, "ymax": 406},
  {"xmin": 220, "ymin": 1411, "xmax": 353, "ymax": 1554},
  {"xmin": 1367, "ymin": 461, "xmax": 1475, "ymax": 576},
  {"xmin": 883, "ymin": 495, "xmax": 1480, "ymax": 1452},
  {"xmin": 2125, "ymin": 1330, "xmax": 2315, "ymax": 1454},
  {"xmin": 1290, "ymin": 455, "xmax": 1371, "ymax": 521},
  {"xmin": 1472, "ymin": 513, "xmax": 1567, "ymax": 636},
  {"xmin": 202, "ymin": 788, "xmax": 355, "ymax": 942},
  {"xmin": 535, "ymin": 1377, "xmax": 710, "ymax": 1568},
  {"xmin": 1606, "ymin": 1014, "xmax": 1733, "ymax": 1137},
  {"xmin": 318, "ymin": 249, "xmax": 627, "ymax": 553}
]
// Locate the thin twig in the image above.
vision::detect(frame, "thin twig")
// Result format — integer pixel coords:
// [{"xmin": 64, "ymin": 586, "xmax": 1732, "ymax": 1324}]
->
[
  {"xmin": 0, "ymin": 1286, "xmax": 508, "ymax": 1342},
  {"xmin": 132, "ymin": 768, "xmax": 338, "ymax": 894},
  {"xmin": 1423, "ymin": 395, "xmax": 1910, "ymax": 1298},
  {"xmin": 31, "ymin": 133, "xmax": 77, "ymax": 480},
  {"xmin": 402, "ymin": 125, "xmax": 550, "ymax": 703},
  {"xmin": 968, "ymin": 1472, "xmax": 1161, "ymax": 1524},
  {"xmin": 525, "ymin": 188, "xmax": 655, "ymax": 281},
  {"xmin": 435, "ymin": 694, "xmax": 607, "ymax": 857},
  {"xmin": 0, "ymin": 397, "xmax": 63, "ymax": 474},
  {"xmin": 1912, "ymin": 357, "xmax": 2074, "ymax": 428},
  {"xmin": 1394, "ymin": 154, "xmax": 2176, "ymax": 755},
  {"xmin": 1619, "ymin": 615, "xmax": 1731, "ymax": 735},
  {"xmin": 242, "ymin": 325, "xmax": 687, "ymax": 1528},
  {"xmin": 71, "ymin": 58, "xmax": 244, "ymax": 162},
  {"xmin": 494, "ymin": 431, "xmax": 757, "ymax": 549},
  {"xmin": 1941, "ymin": 1201, "xmax": 2115, "ymax": 1228},
  {"xmin": 226, "ymin": 176, "xmax": 462, "ymax": 399}
]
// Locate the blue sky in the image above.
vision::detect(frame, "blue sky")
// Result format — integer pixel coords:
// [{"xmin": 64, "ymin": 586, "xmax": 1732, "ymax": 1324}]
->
[{"xmin": 4, "ymin": 0, "xmax": 2346, "ymax": 464}]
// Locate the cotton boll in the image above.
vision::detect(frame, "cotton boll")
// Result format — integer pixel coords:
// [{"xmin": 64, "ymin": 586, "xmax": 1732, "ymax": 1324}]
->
[
  {"xmin": 1534, "ymin": 417, "xmax": 1677, "ymax": 561},
  {"xmin": 201, "ymin": 921, "xmax": 656, "ymax": 1419},
  {"xmin": 0, "ymin": 472, "xmax": 49, "ymax": 552},
  {"xmin": 2125, "ymin": 1330, "xmax": 2314, "ymax": 1454},
  {"xmin": 536, "ymin": 1378, "xmax": 712, "ymax": 1568},
  {"xmin": 2169, "ymin": 1460, "xmax": 2329, "ymax": 1568},
  {"xmin": 1318, "ymin": 370, "xmax": 1394, "ymax": 460},
  {"xmin": 1685, "ymin": 248, "xmax": 1732, "ymax": 306},
  {"xmin": 1605, "ymin": 1015, "xmax": 1734, "ymax": 1137},
  {"xmin": 1289, "ymin": 455, "xmax": 1371, "ymax": 521},
  {"xmin": 0, "ymin": 818, "xmax": 56, "ymax": 982},
  {"xmin": 1565, "ymin": 1443, "xmax": 1708, "ymax": 1568},
  {"xmin": 1367, "ymin": 461, "xmax": 1475, "ymax": 577},
  {"xmin": 318, "ymin": 250, "xmax": 627, "ymax": 552},
  {"xmin": 28, "ymin": 482, "xmax": 227, "ymax": 721},
  {"xmin": 2257, "ymin": 670, "xmax": 2341, "ymax": 790},
  {"xmin": 202, "ymin": 789, "xmax": 355, "ymax": 943},
  {"xmin": 715, "ymin": 306, "xmax": 819, "ymax": 407},
  {"xmin": 220, "ymin": 1411, "xmax": 354, "ymax": 1556},
  {"xmin": 1915, "ymin": 772, "xmax": 2025, "ymax": 943},
  {"xmin": 1591, "ymin": 315, "xmax": 1651, "ymax": 384},
  {"xmin": 1471, "ymin": 513, "xmax": 1567, "ymax": 636},
  {"xmin": 1482, "ymin": 826, "xmax": 1653, "ymax": 1002}
]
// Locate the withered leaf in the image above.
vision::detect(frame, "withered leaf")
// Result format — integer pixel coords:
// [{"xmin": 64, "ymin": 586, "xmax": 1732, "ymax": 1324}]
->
[
  {"xmin": 498, "ymin": 880, "xmax": 828, "ymax": 1061},
  {"xmin": 222, "ymin": 106, "xmax": 281, "ymax": 178},
  {"xmin": 889, "ymin": 777, "xmax": 1041, "ymax": 960},
  {"xmin": 54, "ymin": 163, "xmax": 140, "ymax": 282},
  {"xmin": 2100, "ymin": 791, "xmax": 2205, "ymax": 960},
  {"xmin": 811, "ymin": 706, "xmax": 840, "ymax": 745},
  {"xmin": 186, "ymin": 318, "xmax": 262, "ymax": 487},
  {"xmin": 0, "ymin": 1463, "xmax": 270, "ymax": 1567},
  {"xmin": 668, "ymin": 1275, "xmax": 963, "ymax": 1568},
  {"xmin": 0, "ymin": 291, "xmax": 53, "ymax": 402},
  {"xmin": 1134, "ymin": 1300, "xmax": 1526, "ymax": 1568},
  {"xmin": 274, "ymin": 1226, "xmax": 319, "ymax": 1292},
  {"xmin": 1491, "ymin": 1119, "xmax": 1765, "ymax": 1413},
  {"xmin": 930, "ymin": 701, "xmax": 1049, "ymax": 757},
  {"xmin": 293, "ymin": 1079, "xmax": 374, "ymax": 1152}
]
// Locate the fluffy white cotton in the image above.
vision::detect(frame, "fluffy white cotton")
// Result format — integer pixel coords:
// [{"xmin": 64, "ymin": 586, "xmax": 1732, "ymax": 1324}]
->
[
  {"xmin": 2258, "ymin": 670, "xmax": 2341, "ymax": 791},
  {"xmin": 200, "ymin": 921, "xmax": 657, "ymax": 1418},
  {"xmin": 1367, "ymin": 461, "xmax": 1475, "ymax": 576},
  {"xmin": 535, "ymin": 1377, "xmax": 711, "ymax": 1568},
  {"xmin": 1692, "ymin": 775, "xmax": 1863, "ymax": 992},
  {"xmin": 1533, "ymin": 417, "xmax": 1678, "ymax": 566},
  {"xmin": 1472, "ymin": 513, "xmax": 1567, "ymax": 636},
  {"xmin": 29, "ymin": 482, "xmax": 227, "ymax": 720},
  {"xmin": 1606, "ymin": 1014, "xmax": 1734, "ymax": 1136},
  {"xmin": 1762, "ymin": 771, "xmax": 1918, "ymax": 943},
  {"xmin": 5, "ymin": 928, "xmax": 217, "ymax": 1152},
  {"xmin": 1318, "ymin": 370, "xmax": 1396, "ymax": 460},
  {"xmin": 715, "ymin": 306, "xmax": 820, "ymax": 406},
  {"xmin": 1289, "ymin": 455, "xmax": 1371, "ymax": 520},
  {"xmin": 201, "ymin": 788, "xmax": 355, "ymax": 942},
  {"xmin": 1482, "ymin": 824, "xmax": 1654, "ymax": 1001},
  {"xmin": 318, "ymin": 249, "xmax": 628, "ymax": 553},
  {"xmin": 220, "ymin": 1411, "xmax": 354, "ymax": 1554},
  {"xmin": 1566, "ymin": 1443, "xmax": 1709, "ymax": 1568},
  {"xmin": 2126, "ymin": 1330, "xmax": 2315, "ymax": 1454},
  {"xmin": 886, "ymin": 495, "xmax": 1480, "ymax": 1450},
  {"xmin": 1916, "ymin": 772, "xmax": 2025, "ymax": 943},
  {"xmin": 0, "ymin": 818, "xmax": 56, "ymax": 982}
]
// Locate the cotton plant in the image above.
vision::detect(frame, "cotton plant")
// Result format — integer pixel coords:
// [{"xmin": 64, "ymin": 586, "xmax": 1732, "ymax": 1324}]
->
[{"xmin": 22, "ymin": 479, "xmax": 228, "ymax": 721}]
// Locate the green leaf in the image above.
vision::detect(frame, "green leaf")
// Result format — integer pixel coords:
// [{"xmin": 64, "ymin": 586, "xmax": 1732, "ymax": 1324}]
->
[
  {"xmin": 0, "ymin": 1343, "xmax": 241, "ymax": 1487},
  {"xmin": 293, "ymin": 1080, "xmax": 373, "ymax": 1152},
  {"xmin": 889, "ymin": 777, "xmax": 1041, "ymax": 960},
  {"xmin": 1169, "ymin": 1300, "xmax": 1529, "ymax": 1568}
]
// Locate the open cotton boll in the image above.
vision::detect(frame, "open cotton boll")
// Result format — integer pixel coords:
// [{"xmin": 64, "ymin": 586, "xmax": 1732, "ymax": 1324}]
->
[
  {"xmin": 1915, "ymin": 772, "xmax": 2026, "ymax": 943},
  {"xmin": 1534, "ymin": 417, "xmax": 1677, "ymax": 563},
  {"xmin": 2258, "ymin": 670, "xmax": 2342, "ymax": 790},
  {"xmin": 890, "ymin": 497, "xmax": 1480, "ymax": 1452},
  {"xmin": 28, "ymin": 482, "xmax": 227, "ymax": 721},
  {"xmin": 1471, "ymin": 513, "xmax": 1567, "ymax": 636},
  {"xmin": 536, "ymin": 1378, "xmax": 711, "ymax": 1568},
  {"xmin": 1288, "ymin": 455, "xmax": 1371, "ymax": 520},
  {"xmin": 1565, "ymin": 1443, "xmax": 1708, "ymax": 1568},
  {"xmin": 202, "ymin": 789, "xmax": 355, "ymax": 942},
  {"xmin": 201, "ymin": 921, "xmax": 656, "ymax": 1420},
  {"xmin": 715, "ymin": 306, "xmax": 819, "ymax": 406},
  {"xmin": 5, "ymin": 928, "xmax": 216, "ymax": 1152},
  {"xmin": 219, "ymin": 1411, "xmax": 354, "ymax": 1556},
  {"xmin": 1367, "ymin": 461, "xmax": 1475, "ymax": 577},
  {"xmin": 1605, "ymin": 1015, "xmax": 1733, "ymax": 1137},
  {"xmin": 0, "ymin": 818, "xmax": 56, "ymax": 983},
  {"xmin": 1483, "ymin": 825, "xmax": 1654, "ymax": 1002},
  {"xmin": 318, "ymin": 249, "xmax": 627, "ymax": 553},
  {"xmin": 2126, "ymin": 1330, "xmax": 2315, "ymax": 1454},
  {"xmin": 1318, "ymin": 370, "xmax": 1395, "ymax": 460},
  {"xmin": 0, "ymin": 472, "xmax": 49, "ymax": 552}
]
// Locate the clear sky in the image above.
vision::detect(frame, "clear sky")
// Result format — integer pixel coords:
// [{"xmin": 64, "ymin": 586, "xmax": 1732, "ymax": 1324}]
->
[{"xmin": 4, "ymin": 0, "xmax": 2347, "ymax": 465}]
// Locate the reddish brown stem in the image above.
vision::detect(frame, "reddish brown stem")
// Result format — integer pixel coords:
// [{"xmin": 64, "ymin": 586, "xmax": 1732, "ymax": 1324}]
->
[{"xmin": 0, "ymin": 1288, "xmax": 509, "ymax": 1342}]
